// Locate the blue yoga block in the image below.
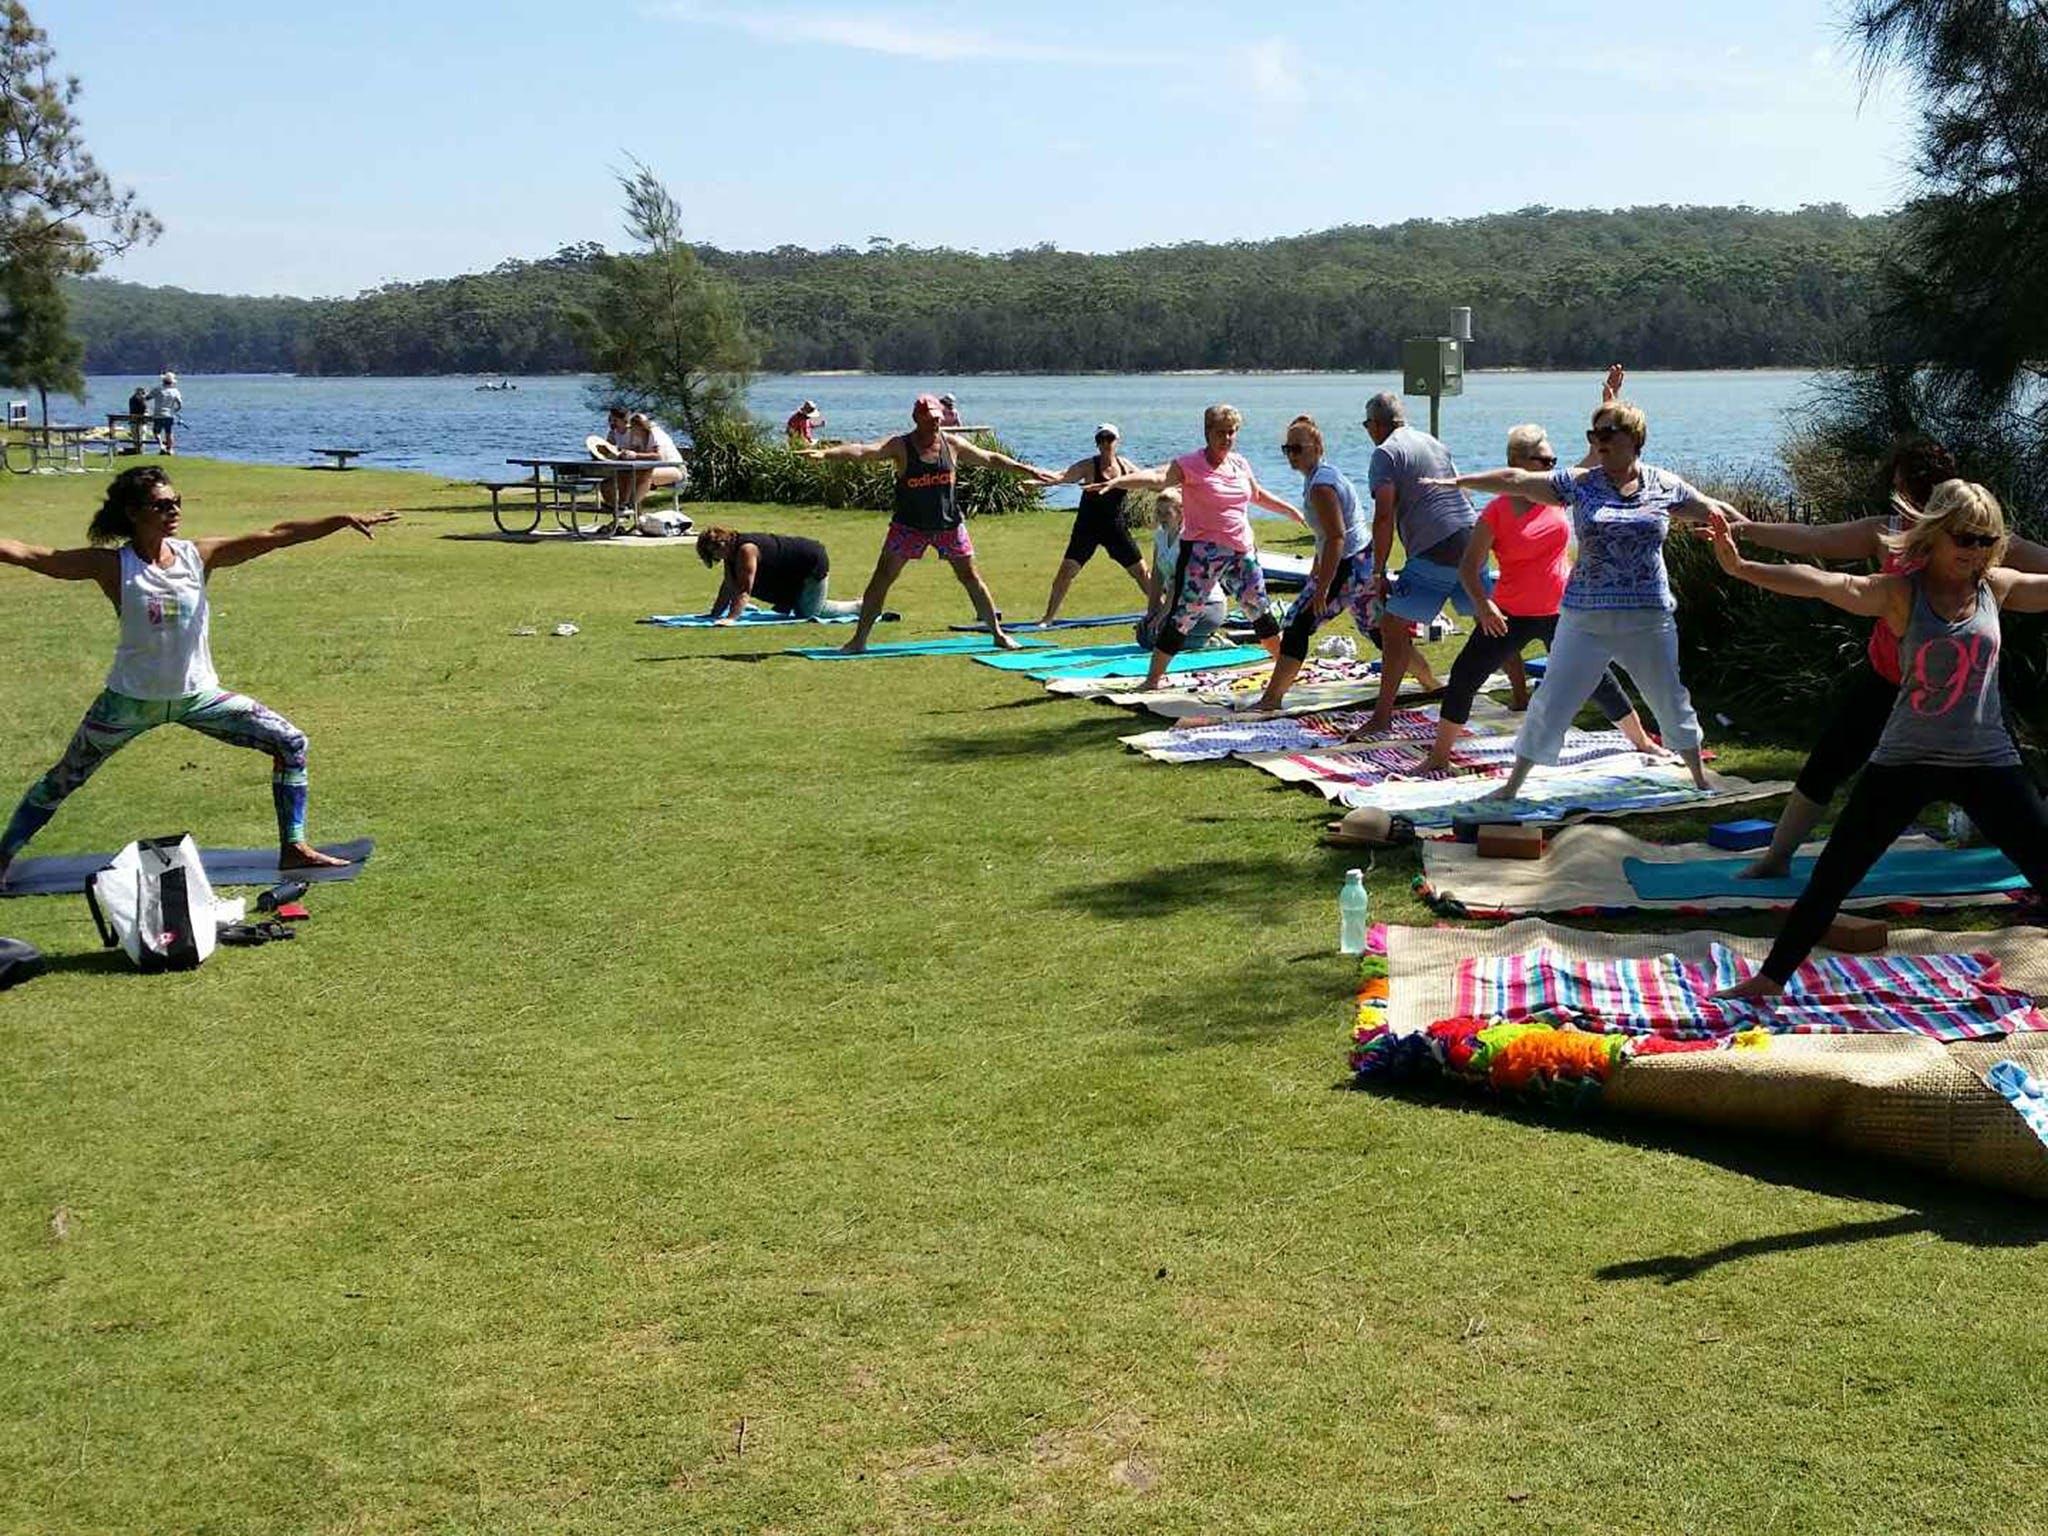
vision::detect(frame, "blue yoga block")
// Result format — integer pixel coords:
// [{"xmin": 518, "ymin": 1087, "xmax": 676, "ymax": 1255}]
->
[{"xmin": 1707, "ymin": 818, "xmax": 1775, "ymax": 851}]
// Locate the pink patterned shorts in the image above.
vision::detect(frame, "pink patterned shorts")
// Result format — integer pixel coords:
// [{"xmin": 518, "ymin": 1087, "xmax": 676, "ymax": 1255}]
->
[{"xmin": 884, "ymin": 521, "xmax": 975, "ymax": 562}]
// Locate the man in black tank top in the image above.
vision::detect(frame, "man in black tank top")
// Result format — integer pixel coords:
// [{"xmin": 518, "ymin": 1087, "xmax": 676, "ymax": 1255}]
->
[
  {"xmin": 798, "ymin": 393, "xmax": 1060, "ymax": 653},
  {"xmin": 1032, "ymin": 424, "xmax": 1151, "ymax": 627}
]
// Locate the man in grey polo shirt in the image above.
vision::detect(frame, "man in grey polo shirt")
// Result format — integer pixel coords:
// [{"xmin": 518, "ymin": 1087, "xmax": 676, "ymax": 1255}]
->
[{"xmin": 1361, "ymin": 391, "xmax": 1490, "ymax": 733}]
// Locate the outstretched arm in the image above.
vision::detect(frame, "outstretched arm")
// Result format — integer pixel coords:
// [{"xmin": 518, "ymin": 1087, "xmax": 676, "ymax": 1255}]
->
[
  {"xmin": 798, "ymin": 436, "xmax": 900, "ymax": 465},
  {"xmin": 0, "ymin": 540, "xmax": 119, "ymax": 602},
  {"xmin": 1248, "ymin": 474, "xmax": 1304, "ymax": 524},
  {"xmin": 1576, "ymin": 364, "xmax": 1626, "ymax": 468},
  {"xmin": 1088, "ymin": 462, "xmax": 1175, "ymax": 496},
  {"xmin": 949, "ymin": 437, "xmax": 1062, "ymax": 483},
  {"xmin": 2002, "ymin": 535, "xmax": 2048, "ymax": 575},
  {"xmin": 199, "ymin": 511, "xmax": 400, "ymax": 572},
  {"xmin": 1705, "ymin": 511, "xmax": 1900, "ymax": 619},
  {"xmin": 1430, "ymin": 466, "xmax": 1570, "ymax": 504},
  {"xmin": 1990, "ymin": 567, "xmax": 2048, "ymax": 613},
  {"xmin": 1730, "ymin": 513, "xmax": 1888, "ymax": 562}
]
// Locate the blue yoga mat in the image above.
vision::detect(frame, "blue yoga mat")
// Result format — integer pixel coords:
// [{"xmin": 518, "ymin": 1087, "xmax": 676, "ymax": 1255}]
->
[
  {"xmin": 788, "ymin": 635, "xmax": 1056, "ymax": 660},
  {"xmin": 946, "ymin": 612, "xmax": 1145, "ymax": 633},
  {"xmin": 643, "ymin": 610, "xmax": 831, "ymax": 628},
  {"xmin": 1015, "ymin": 644, "xmax": 1269, "ymax": 681},
  {"xmin": 1624, "ymin": 844, "xmax": 2027, "ymax": 903},
  {"xmin": 971, "ymin": 643, "xmax": 1150, "ymax": 672}
]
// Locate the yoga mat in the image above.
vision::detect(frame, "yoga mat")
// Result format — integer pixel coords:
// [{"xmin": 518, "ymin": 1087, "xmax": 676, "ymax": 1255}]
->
[
  {"xmin": 1374, "ymin": 919, "xmax": 2048, "ymax": 1199},
  {"xmin": 1417, "ymin": 827, "xmax": 2015, "ymax": 918},
  {"xmin": 1626, "ymin": 844, "xmax": 2027, "ymax": 903},
  {"xmin": 1015, "ymin": 644, "xmax": 1269, "ymax": 681},
  {"xmin": 788, "ymin": 635, "xmax": 1055, "ymax": 660},
  {"xmin": 1332, "ymin": 765, "xmax": 1793, "ymax": 826},
  {"xmin": 1, "ymin": 837, "xmax": 375, "ymax": 898},
  {"xmin": 971, "ymin": 643, "xmax": 1153, "ymax": 672},
  {"xmin": 946, "ymin": 612, "xmax": 1145, "ymax": 633},
  {"xmin": 640, "ymin": 609, "xmax": 874, "ymax": 628}
]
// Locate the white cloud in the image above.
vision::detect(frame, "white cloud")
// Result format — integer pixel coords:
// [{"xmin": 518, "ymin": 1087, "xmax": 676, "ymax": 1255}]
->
[{"xmin": 650, "ymin": 3, "xmax": 1092, "ymax": 64}]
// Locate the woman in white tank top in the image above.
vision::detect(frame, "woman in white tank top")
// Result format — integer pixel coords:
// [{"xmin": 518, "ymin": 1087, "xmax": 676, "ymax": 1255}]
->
[{"xmin": 0, "ymin": 466, "xmax": 396, "ymax": 886}]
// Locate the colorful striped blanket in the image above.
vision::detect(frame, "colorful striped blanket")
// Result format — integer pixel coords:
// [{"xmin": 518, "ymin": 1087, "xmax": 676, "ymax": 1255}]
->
[{"xmin": 1451, "ymin": 940, "xmax": 2045, "ymax": 1042}]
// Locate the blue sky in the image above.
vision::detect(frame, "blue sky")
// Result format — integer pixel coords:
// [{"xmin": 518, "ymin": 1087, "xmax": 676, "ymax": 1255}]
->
[{"xmin": 46, "ymin": 0, "xmax": 1919, "ymax": 297}]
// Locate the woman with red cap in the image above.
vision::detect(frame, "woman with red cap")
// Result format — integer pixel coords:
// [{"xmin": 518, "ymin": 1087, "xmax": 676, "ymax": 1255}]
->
[{"xmin": 798, "ymin": 394, "xmax": 1060, "ymax": 652}]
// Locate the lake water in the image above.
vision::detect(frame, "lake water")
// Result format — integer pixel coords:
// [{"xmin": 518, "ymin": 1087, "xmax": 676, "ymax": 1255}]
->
[{"xmin": 62, "ymin": 370, "xmax": 1821, "ymax": 506}]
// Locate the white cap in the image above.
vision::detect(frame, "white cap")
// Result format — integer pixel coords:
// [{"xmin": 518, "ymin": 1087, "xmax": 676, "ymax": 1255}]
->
[
  {"xmin": 1095, "ymin": 423, "xmax": 1119, "ymax": 439},
  {"xmin": 162, "ymin": 371, "xmax": 176, "ymax": 384}
]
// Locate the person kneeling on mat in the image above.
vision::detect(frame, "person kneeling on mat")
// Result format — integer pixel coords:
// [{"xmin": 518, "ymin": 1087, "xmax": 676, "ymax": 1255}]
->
[
  {"xmin": 0, "ymin": 465, "xmax": 395, "ymax": 888},
  {"xmin": 1088, "ymin": 404, "xmax": 1301, "ymax": 693},
  {"xmin": 1705, "ymin": 486, "xmax": 2048, "ymax": 1001},
  {"xmin": 697, "ymin": 526, "xmax": 863, "ymax": 622}
]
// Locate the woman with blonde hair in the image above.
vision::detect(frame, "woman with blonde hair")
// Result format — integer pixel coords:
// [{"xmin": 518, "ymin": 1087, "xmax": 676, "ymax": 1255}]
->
[{"xmin": 1707, "ymin": 481, "xmax": 2048, "ymax": 1000}]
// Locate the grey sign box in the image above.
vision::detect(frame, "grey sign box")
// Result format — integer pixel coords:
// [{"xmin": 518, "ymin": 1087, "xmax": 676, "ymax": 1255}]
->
[{"xmin": 1402, "ymin": 336, "xmax": 1464, "ymax": 398}]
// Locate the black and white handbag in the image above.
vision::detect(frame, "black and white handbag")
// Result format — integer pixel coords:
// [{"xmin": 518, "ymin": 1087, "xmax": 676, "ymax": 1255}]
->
[{"xmin": 85, "ymin": 834, "xmax": 221, "ymax": 972}]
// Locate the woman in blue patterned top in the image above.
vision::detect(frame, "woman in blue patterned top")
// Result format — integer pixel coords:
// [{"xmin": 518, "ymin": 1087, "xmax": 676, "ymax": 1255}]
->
[{"xmin": 1430, "ymin": 399, "xmax": 1736, "ymax": 802}]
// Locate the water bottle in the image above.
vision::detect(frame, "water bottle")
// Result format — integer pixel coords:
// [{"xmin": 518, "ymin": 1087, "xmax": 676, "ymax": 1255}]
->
[
  {"xmin": 1946, "ymin": 805, "xmax": 1975, "ymax": 845},
  {"xmin": 1339, "ymin": 868, "xmax": 1370, "ymax": 955}
]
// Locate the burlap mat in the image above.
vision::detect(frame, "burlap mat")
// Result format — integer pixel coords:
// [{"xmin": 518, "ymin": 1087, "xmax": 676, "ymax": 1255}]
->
[{"xmin": 1385, "ymin": 919, "xmax": 2048, "ymax": 1197}]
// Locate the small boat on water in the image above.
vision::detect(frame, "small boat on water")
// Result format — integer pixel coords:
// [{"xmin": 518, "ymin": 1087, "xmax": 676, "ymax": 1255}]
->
[{"xmin": 474, "ymin": 381, "xmax": 519, "ymax": 392}]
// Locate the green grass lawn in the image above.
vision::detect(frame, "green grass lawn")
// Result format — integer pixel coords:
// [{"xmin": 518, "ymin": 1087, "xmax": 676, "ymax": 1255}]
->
[{"xmin": 4, "ymin": 460, "xmax": 2045, "ymax": 1535}]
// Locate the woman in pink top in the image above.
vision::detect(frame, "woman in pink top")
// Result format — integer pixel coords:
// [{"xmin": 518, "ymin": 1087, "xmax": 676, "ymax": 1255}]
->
[
  {"xmin": 1089, "ymin": 404, "xmax": 1301, "ymax": 691},
  {"xmin": 1414, "ymin": 418, "xmax": 1658, "ymax": 773}
]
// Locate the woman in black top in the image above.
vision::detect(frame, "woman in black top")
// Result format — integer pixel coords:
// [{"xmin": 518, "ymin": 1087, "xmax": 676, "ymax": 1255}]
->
[
  {"xmin": 698, "ymin": 527, "xmax": 862, "ymax": 621},
  {"xmin": 1033, "ymin": 424, "xmax": 1152, "ymax": 627}
]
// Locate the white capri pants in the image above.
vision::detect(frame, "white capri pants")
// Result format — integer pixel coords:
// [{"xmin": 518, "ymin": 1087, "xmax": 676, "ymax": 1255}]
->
[{"xmin": 1512, "ymin": 606, "xmax": 1704, "ymax": 765}]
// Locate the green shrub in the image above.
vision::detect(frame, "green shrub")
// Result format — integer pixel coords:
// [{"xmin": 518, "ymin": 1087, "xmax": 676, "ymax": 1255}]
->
[{"xmin": 686, "ymin": 417, "xmax": 1045, "ymax": 518}]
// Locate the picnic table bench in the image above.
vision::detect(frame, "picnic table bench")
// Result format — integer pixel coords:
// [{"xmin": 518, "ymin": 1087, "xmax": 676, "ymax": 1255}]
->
[
  {"xmin": 4, "ymin": 423, "xmax": 111, "ymax": 475},
  {"xmin": 496, "ymin": 456, "xmax": 689, "ymax": 537},
  {"xmin": 312, "ymin": 447, "xmax": 369, "ymax": 470}
]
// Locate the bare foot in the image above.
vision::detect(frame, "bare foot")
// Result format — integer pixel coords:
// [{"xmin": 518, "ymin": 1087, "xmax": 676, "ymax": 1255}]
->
[
  {"xmin": 1508, "ymin": 693, "xmax": 1530, "ymax": 713},
  {"xmin": 1414, "ymin": 754, "xmax": 1453, "ymax": 776},
  {"xmin": 1714, "ymin": 975, "xmax": 1782, "ymax": 1002},
  {"xmin": 1736, "ymin": 856, "xmax": 1790, "ymax": 880},
  {"xmin": 993, "ymin": 629, "xmax": 1023, "ymax": 651},
  {"xmin": 281, "ymin": 842, "xmax": 349, "ymax": 871},
  {"xmin": 1034, "ymin": 615, "xmax": 1058, "ymax": 629},
  {"xmin": 839, "ymin": 637, "xmax": 869, "ymax": 655},
  {"xmin": 1478, "ymin": 782, "xmax": 1519, "ymax": 802}
]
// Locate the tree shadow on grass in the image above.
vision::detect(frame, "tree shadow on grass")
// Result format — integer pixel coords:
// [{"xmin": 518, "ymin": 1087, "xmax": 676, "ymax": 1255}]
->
[
  {"xmin": 1354, "ymin": 1080, "xmax": 2048, "ymax": 1272},
  {"xmin": 29, "ymin": 948, "xmax": 132, "ymax": 979},
  {"xmin": 914, "ymin": 714, "xmax": 1140, "ymax": 763},
  {"xmin": 1129, "ymin": 947, "xmax": 1350, "ymax": 1050},
  {"xmin": 636, "ymin": 651, "xmax": 777, "ymax": 665},
  {"xmin": 1050, "ymin": 854, "xmax": 1313, "ymax": 923}
]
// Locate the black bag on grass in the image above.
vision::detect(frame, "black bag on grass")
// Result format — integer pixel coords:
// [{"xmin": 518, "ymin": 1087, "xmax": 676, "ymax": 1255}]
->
[{"xmin": 0, "ymin": 937, "xmax": 42, "ymax": 990}]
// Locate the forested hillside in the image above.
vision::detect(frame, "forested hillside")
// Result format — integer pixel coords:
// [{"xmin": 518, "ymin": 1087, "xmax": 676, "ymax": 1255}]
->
[{"xmin": 72, "ymin": 204, "xmax": 1890, "ymax": 376}]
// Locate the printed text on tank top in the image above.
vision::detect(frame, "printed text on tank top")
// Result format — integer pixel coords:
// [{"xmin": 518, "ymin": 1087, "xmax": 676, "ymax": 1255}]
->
[{"xmin": 901, "ymin": 436, "xmax": 952, "ymax": 490}]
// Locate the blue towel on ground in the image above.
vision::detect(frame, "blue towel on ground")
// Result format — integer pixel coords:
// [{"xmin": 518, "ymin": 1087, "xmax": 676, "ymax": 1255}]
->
[
  {"xmin": 1624, "ymin": 844, "xmax": 2026, "ymax": 903},
  {"xmin": 789, "ymin": 635, "xmax": 1056, "ymax": 660},
  {"xmin": 1013, "ymin": 644, "xmax": 1269, "ymax": 681},
  {"xmin": 971, "ymin": 644, "xmax": 1152, "ymax": 672},
  {"xmin": 946, "ymin": 612, "xmax": 1147, "ymax": 633}
]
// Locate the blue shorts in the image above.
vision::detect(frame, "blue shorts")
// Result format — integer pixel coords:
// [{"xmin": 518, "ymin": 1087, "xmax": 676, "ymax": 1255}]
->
[{"xmin": 1384, "ymin": 554, "xmax": 1490, "ymax": 624}]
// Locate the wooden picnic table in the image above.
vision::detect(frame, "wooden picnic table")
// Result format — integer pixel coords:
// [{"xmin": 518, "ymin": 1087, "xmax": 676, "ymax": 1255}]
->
[
  {"xmin": 312, "ymin": 447, "xmax": 369, "ymax": 470},
  {"xmin": 499, "ymin": 456, "xmax": 687, "ymax": 537},
  {"xmin": 4, "ymin": 423, "xmax": 110, "ymax": 474}
]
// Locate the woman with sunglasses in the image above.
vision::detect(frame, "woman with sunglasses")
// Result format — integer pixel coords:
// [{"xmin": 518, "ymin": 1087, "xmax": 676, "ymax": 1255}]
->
[
  {"xmin": 1411, "ymin": 414, "xmax": 1661, "ymax": 773},
  {"xmin": 1719, "ymin": 436, "xmax": 2048, "ymax": 877},
  {"xmin": 1033, "ymin": 423, "xmax": 1152, "ymax": 627},
  {"xmin": 0, "ymin": 465, "xmax": 396, "ymax": 887},
  {"xmin": 1429, "ymin": 397, "xmax": 1728, "ymax": 801},
  {"xmin": 1705, "ymin": 483, "xmax": 2048, "ymax": 1000}
]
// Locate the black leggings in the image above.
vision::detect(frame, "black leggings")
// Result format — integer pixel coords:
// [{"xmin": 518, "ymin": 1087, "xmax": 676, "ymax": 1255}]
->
[
  {"xmin": 1793, "ymin": 659, "xmax": 1897, "ymax": 803},
  {"xmin": 1440, "ymin": 613, "xmax": 1634, "ymax": 728},
  {"xmin": 1762, "ymin": 761, "xmax": 2048, "ymax": 983}
]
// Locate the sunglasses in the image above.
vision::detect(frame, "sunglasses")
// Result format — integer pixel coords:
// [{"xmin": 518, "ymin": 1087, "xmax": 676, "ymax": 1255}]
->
[
  {"xmin": 1095, "ymin": 434, "xmax": 1116, "ymax": 444},
  {"xmin": 1529, "ymin": 454, "xmax": 1558, "ymax": 468},
  {"xmin": 1280, "ymin": 442, "xmax": 1307, "ymax": 456},
  {"xmin": 146, "ymin": 494, "xmax": 182, "ymax": 510},
  {"xmin": 1587, "ymin": 425, "xmax": 1630, "ymax": 443},
  {"xmin": 1950, "ymin": 530, "xmax": 1999, "ymax": 549}
]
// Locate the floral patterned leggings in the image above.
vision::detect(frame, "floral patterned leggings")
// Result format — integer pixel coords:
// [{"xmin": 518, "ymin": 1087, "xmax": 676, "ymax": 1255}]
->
[
  {"xmin": 1157, "ymin": 539, "xmax": 1279, "ymax": 655},
  {"xmin": 1, "ymin": 688, "xmax": 310, "ymax": 862}
]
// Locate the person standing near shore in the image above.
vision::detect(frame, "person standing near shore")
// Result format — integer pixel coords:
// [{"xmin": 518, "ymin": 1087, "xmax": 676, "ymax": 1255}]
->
[
  {"xmin": 786, "ymin": 401, "xmax": 822, "ymax": 444},
  {"xmin": 1033, "ymin": 424, "xmax": 1151, "ymax": 626},
  {"xmin": 797, "ymin": 394, "xmax": 1061, "ymax": 653},
  {"xmin": 147, "ymin": 372, "xmax": 183, "ymax": 455}
]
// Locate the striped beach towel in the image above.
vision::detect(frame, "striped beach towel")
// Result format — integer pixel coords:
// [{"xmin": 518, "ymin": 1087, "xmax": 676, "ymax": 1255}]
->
[{"xmin": 1451, "ymin": 941, "xmax": 2045, "ymax": 1041}]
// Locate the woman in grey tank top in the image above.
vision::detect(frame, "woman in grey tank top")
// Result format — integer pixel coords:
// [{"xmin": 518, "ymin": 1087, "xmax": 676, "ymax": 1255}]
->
[{"xmin": 1704, "ymin": 481, "xmax": 2048, "ymax": 998}]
